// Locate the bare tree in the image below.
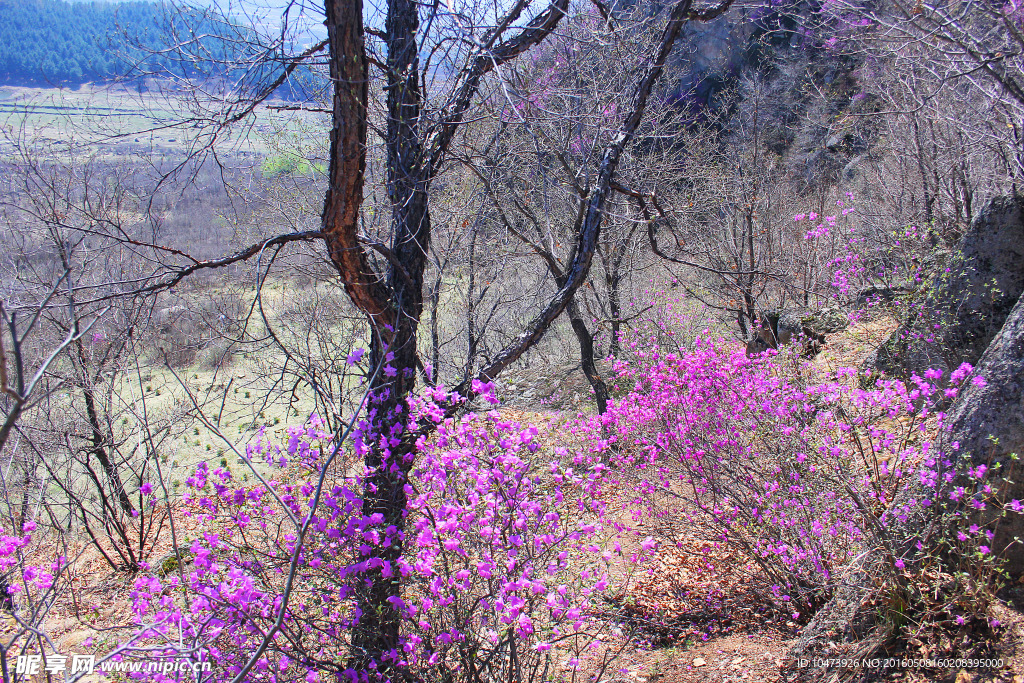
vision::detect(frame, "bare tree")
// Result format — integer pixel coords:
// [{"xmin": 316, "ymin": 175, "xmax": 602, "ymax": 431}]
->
[
  {"xmin": 455, "ymin": 14, "xmax": 690, "ymax": 411},
  {"xmin": 823, "ymin": 0, "xmax": 1024, "ymax": 190},
  {"xmin": 0, "ymin": 0, "xmax": 739, "ymax": 676},
  {"xmin": 79, "ymin": 0, "xmax": 736, "ymax": 673}
]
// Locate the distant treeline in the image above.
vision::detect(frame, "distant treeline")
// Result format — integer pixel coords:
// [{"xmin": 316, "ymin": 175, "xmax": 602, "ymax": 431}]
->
[{"xmin": 0, "ymin": 0, "xmax": 322, "ymax": 99}]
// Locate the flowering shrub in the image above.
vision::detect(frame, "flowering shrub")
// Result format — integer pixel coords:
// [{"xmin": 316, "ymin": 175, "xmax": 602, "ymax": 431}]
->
[
  {"xmin": 124, "ymin": 385, "xmax": 626, "ymax": 682},
  {"xmin": 1, "ymin": 521, "xmax": 61, "ymax": 598},
  {"xmin": 0, "ymin": 520, "xmax": 75, "ymax": 675},
  {"xmin": 580, "ymin": 334, "xmax": 1005, "ymax": 621},
  {"xmin": 129, "ymin": 418, "xmax": 355, "ymax": 682},
  {"xmin": 403, "ymin": 409, "xmax": 618, "ymax": 680},
  {"xmin": 790, "ymin": 196, "xmax": 939, "ymax": 306},
  {"xmin": 110, "ymin": 309, "xmax": 1021, "ymax": 680}
]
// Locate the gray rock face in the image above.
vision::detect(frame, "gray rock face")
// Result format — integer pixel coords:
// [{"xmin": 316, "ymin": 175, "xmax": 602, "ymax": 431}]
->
[
  {"xmin": 786, "ymin": 292, "xmax": 1024, "ymax": 681},
  {"xmin": 745, "ymin": 307, "xmax": 848, "ymax": 356},
  {"xmin": 785, "ymin": 553, "xmax": 890, "ymax": 681},
  {"xmin": 869, "ymin": 195, "xmax": 1024, "ymax": 379},
  {"xmin": 944, "ymin": 292, "xmax": 1024, "ymax": 574}
]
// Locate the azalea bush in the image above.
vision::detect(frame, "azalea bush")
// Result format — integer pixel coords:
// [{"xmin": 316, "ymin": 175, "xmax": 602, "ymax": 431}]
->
[
  {"xmin": 0, "ymin": 520, "xmax": 82, "ymax": 680},
  {"xmin": 580, "ymin": 333, "xmax": 1006, "ymax": 622},
  {"xmin": 401, "ymin": 406, "xmax": 623, "ymax": 681},
  {"xmin": 0, "ymin": 521, "xmax": 63, "ymax": 607},
  {"xmin": 123, "ymin": 383, "xmax": 632, "ymax": 682},
  {"xmin": 99, "ymin": 301, "xmax": 1020, "ymax": 681}
]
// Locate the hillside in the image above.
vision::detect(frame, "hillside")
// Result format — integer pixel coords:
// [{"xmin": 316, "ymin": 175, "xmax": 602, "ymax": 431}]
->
[
  {"xmin": 0, "ymin": 0, "xmax": 173, "ymax": 85},
  {"xmin": 0, "ymin": 0, "xmax": 322, "ymax": 95},
  {"xmin": 1, "ymin": 0, "xmax": 1023, "ymax": 681}
]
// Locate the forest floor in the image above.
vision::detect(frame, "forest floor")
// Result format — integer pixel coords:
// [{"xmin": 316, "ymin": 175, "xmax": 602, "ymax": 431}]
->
[{"xmin": 20, "ymin": 313, "xmax": 1024, "ymax": 682}]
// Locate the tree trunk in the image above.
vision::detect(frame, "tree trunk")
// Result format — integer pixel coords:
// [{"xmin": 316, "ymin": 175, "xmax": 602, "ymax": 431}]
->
[
  {"xmin": 428, "ymin": 274, "xmax": 441, "ymax": 385},
  {"xmin": 317, "ymin": 0, "xmax": 720, "ymax": 672},
  {"xmin": 351, "ymin": 326, "xmax": 420, "ymax": 674},
  {"xmin": 566, "ymin": 298, "xmax": 609, "ymax": 413},
  {"xmin": 75, "ymin": 336, "xmax": 132, "ymax": 515},
  {"xmin": 608, "ymin": 277, "xmax": 622, "ymax": 359},
  {"xmin": 349, "ymin": 0, "xmax": 430, "ymax": 672}
]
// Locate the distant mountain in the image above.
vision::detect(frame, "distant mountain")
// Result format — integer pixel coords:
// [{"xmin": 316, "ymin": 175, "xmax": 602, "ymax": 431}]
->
[
  {"xmin": 0, "ymin": 0, "xmax": 324, "ymax": 99},
  {"xmin": 0, "ymin": 0, "xmax": 173, "ymax": 85}
]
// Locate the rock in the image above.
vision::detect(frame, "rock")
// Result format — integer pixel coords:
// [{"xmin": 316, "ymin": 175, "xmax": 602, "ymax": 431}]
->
[
  {"xmin": 746, "ymin": 307, "xmax": 848, "ymax": 357},
  {"xmin": 153, "ymin": 548, "xmax": 193, "ymax": 577},
  {"xmin": 799, "ymin": 307, "xmax": 849, "ymax": 335},
  {"xmin": 786, "ymin": 291, "xmax": 1024, "ymax": 682},
  {"xmin": 853, "ymin": 284, "xmax": 914, "ymax": 308},
  {"xmin": 785, "ymin": 552, "xmax": 890, "ymax": 682},
  {"xmin": 943, "ymin": 291, "xmax": 1024, "ymax": 575},
  {"xmin": 868, "ymin": 195, "xmax": 1024, "ymax": 380}
]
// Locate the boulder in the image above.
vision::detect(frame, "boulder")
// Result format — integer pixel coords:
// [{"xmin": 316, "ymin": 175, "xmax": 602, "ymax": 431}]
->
[
  {"xmin": 746, "ymin": 306, "xmax": 849, "ymax": 356},
  {"xmin": 853, "ymin": 284, "xmax": 914, "ymax": 308},
  {"xmin": 868, "ymin": 195, "xmax": 1024, "ymax": 379},
  {"xmin": 944, "ymin": 291, "xmax": 1024, "ymax": 573}
]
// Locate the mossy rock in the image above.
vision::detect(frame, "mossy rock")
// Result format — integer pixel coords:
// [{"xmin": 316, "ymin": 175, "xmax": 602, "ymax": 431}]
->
[
  {"xmin": 796, "ymin": 307, "xmax": 849, "ymax": 335},
  {"xmin": 154, "ymin": 549, "xmax": 193, "ymax": 577},
  {"xmin": 866, "ymin": 195, "xmax": 1024, "ymax": 380}
]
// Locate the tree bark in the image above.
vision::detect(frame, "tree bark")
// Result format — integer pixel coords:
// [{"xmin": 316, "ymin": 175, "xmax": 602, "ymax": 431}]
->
[
  {"xmin": 322, "ymin": 0, "xmax": 390, "ymax": 325},
  {"xmin": 348, "ymin": 0, "xmax": 430, "ymax": 671},
  {"xmin": 74, "ymin": 338, "xmax": 132, "ymax": 515}
]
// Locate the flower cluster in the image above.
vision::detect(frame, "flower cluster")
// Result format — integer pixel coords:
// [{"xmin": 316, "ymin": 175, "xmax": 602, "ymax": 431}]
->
[
  {"xmin": 577, "ymin": 333, "xmax": 1003, "ymax": 615},
  {"xmin": 125, "ymin": 384, "xmax": 623, "ymax": 681},
  {"xmin": 403, "ymin": 410, "xmax": 616, "ymax": 676},
  {"xmin": 1, "ymin": 522, "xmax": 60, "ymax": 594}
]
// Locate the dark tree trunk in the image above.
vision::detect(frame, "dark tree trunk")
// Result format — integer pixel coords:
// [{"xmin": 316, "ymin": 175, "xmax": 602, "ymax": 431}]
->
[
  {"xmin": 351, "ymin": 327, "xmax": 420, "ymax": 673},
  {"xmin": 465, "ymin": 230, "xmax": 478, "ymax": 380},
  {"xmin": 607, "ymin": 268, "xmax": 623, "ymax": 359},
  {"xmin": 80, "ymin": 381, "xmax": 132, "ymax": 515},
  {"xmin": 428, "ymin": 274, "xmax": 441, "ymax": 385},
  {"xmin": 73, "ymin": 330, "xmax": 132, "ymax": 516},
  {"xmin": 912, "ymin": 118, "xmax": 935, "ymax": 226},
  {"xmin": 349, "ymin": 0, "xmax": 430, "ymax": 671},
  {"xmin": 566, "ymin": 298, "xmax": 609, "ymax": 413}
]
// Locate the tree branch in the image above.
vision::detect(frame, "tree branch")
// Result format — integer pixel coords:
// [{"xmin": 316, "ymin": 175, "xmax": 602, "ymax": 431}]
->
[
  {"xmin": 464, "ymin": 0, "xmax": 704, "ymax": 390},
  {"xmin": 424, "ymin": 0, "xmax": 570, "ymax": 177}
]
